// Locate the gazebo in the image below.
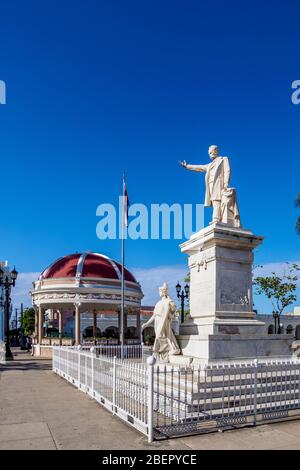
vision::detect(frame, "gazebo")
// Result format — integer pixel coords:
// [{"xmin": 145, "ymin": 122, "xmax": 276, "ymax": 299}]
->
[{"xmin": 31, "ymin": 252, "xmax": 143, "ymax": 356}]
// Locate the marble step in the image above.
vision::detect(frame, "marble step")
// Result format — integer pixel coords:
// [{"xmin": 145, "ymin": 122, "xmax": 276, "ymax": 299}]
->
[
  {"xmin": 168, "ymin": 355, "xmax": 193, "ymax": 366},
  {"xmin": 153, "ymin": 372, "xmax": 300, "ymax": 396},
  {"xmin": 153, "ymin": 379, "xmax": 300, "ymax": 409},
  {"xmin": 155, "ymin": 392, "xmax": 300, "ymax": 417},
  {"xmin": 154, "ymin": 401, "xmax": 298, "ymax": 424}
]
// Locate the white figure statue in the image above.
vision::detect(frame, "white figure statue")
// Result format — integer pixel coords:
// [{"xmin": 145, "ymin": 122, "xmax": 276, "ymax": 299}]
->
[
  {"xmin": 180, "ymin": 145, "xmax": 241, "ymax": 227},
  {"xmin": 142, "ymin": 282, "xmax": 181, "ymax": 363}
]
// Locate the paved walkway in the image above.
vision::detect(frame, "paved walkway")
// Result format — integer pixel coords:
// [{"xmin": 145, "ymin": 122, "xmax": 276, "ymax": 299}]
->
[{"xmin": 1, "ymin": 349, "xmax": 300, "ymax": 450}]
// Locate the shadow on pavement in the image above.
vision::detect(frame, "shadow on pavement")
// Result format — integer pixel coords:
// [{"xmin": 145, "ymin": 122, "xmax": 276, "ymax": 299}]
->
[
  {"xmin": 0, "ymin": 361, "xmax": 52, "ymax": 372},
  {"xmin": 0, "ymin": 350, "xmax": 52, "ymax": 372}
]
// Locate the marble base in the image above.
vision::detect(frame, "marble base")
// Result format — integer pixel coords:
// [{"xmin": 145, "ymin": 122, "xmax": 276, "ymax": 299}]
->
[
  {"xmin": 178, "ymin": 333, "xmax": 294, "ymax": 367},
  {"xmin": 180, "ymin": 223, "xmax": 263, "ymax": 322},
  {"xmin": 32, "ymin": 344, "xmax": 53, "ymax": 358},
  {"xmin": 168, "ymin": 354, "xmax": 193, "ymax": 366},
  {"xmin": 179, "ymin": 317, "xmax": 266, "ymax": 336},
  {"xmin": 177, "ymin": 223, "xmax": 294, "ymax": 365}
]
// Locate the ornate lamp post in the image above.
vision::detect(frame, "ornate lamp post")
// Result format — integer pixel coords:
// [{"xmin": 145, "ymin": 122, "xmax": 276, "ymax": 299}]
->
[
  {"xmin": 175, "ymin": 282, "xmax": 189, "ymax": 323},
  {"xmin": 0, "ymin": 266, "xmax": 18, "ymax": 360}
]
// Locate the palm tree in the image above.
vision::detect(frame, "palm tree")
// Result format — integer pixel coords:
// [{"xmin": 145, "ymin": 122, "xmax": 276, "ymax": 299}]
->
[{"xmin": 296, "ymin": 193, "xmax": 300, "ymax": 234}]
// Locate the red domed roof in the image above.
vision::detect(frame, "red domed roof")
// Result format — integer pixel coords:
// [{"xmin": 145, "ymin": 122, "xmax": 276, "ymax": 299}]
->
[{"xmin": 41, "ymin": 252, "xmax": 137, "ymax": 283}]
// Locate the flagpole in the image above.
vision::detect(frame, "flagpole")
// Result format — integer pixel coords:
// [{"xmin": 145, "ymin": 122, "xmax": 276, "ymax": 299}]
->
[{"xmin": 120, "ymin": 175, "xmax": 125, "ymax": 358}]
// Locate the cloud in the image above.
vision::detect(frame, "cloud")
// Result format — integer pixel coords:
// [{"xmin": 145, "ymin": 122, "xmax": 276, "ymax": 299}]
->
[
  {"xmin": 10, "ymin": 272, "xmax": 39, "ymax": 309},
  {"xmin": 135, "ymin": 260, "xmax": 300, "ymax": 311},
  {"xmin": 253, "ymin": 261, "xmax": 300, "ymax": 285},
  {"xmin": 9, "ymin": 267, "xmax": 189, "ymax": 310},
  {"xmin": 132, "ymin": 265, "xmax": 188, "ymax": 305},
  {"xmin": 10, "ymin": 260, "xmax": 300, "ymax": 314}
]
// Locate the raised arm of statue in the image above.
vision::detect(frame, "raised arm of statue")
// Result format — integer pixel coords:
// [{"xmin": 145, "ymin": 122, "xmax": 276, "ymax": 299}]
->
[
  {"xmin": 141, "ymin": 314, "xmax": 155, "ymax": 331},
  {"xmin": 223, "ymin": 157, "xmax": 231, "ymax": 188},
  {"xmin": 179, "ymin": 160, "xmax": 209, "ymax": 172},
  {"xmin": 186, "ymin": 163, "xmax": 209, "ymax": 172}
]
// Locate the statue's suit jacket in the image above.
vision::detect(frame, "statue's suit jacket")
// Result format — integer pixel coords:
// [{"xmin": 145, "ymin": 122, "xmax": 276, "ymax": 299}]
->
[{"xmin": 186, "ymin": 156, "xmax": 231, "ymax": 206}]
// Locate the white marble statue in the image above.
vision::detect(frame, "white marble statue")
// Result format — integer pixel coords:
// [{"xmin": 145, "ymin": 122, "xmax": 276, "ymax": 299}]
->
[
  {"xmin": 180, "ymin": 145, "xmax": 241, "ymax": 227},
  {"xmin": 142, "ymin": 282, "xmax": 181, "ymax": 363}
]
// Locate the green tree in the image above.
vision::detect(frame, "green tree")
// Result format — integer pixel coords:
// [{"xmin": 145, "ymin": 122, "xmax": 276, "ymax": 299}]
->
[
  {"xmin": 21, "ymin": 308, "xmax": 35, "ymax": 336},
  {"xmin": 296, "ymin": 193, "xmax": 300, "ymax": 234},
  {"xmin": 254, "ymin": 263, "xmax": 299, "ymax": 333}
]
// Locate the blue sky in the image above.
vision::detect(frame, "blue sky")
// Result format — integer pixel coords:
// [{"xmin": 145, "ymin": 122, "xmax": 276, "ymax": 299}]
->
[{"xmin": 0, "ymin": 0, "xmax": 299, "ymax": 311}]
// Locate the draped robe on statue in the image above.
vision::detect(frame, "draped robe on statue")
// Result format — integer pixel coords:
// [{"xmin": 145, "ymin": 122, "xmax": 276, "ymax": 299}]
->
[
  {"xmin": 152, "ymin": 297, "xmax": 181, "ymax": 362},
  {"xmin": 220, "ymin": 187, "xmax": 241, "ymax": 227}
]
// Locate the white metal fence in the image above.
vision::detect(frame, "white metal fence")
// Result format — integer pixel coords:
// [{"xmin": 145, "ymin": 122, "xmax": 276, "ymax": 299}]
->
[
  {"xmin": 93, "ymin": 344, "xmax": 152, "ymax": 360},
  {"xmin": 52, "ymin": 346, "xmax": 151, "ymax": 439},
  {"xmin": 152, "ymin": 359, "xmax": 300, "ymax": 438},
  {"xmin": 52, "ymin": 347, "xmax": 300, "ymax": 442}
]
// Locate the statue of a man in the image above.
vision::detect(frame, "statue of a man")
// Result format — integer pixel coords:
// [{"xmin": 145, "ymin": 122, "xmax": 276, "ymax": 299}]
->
[
  {"xmin": 142, "ymin": 282, "xmax": 180, "ymax": 363},
  {"xmin": 180, "ymin": 145, "xmax": 241, "ymax": 227}
]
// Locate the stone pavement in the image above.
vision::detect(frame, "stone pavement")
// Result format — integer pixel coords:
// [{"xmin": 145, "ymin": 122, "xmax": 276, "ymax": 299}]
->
[{"xmin": 1, "ymin": 349, "xmax": 300, "ymax": 450}]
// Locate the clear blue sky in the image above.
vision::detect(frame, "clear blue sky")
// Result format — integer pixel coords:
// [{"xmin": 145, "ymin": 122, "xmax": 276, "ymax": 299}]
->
[{"xmin": 0, "ymin": 1, "xmax": 299, "ymax": 310}]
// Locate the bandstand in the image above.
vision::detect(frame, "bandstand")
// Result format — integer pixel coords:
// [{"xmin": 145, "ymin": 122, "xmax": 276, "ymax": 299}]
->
[{"xmin": 31, "ymin": 252, "xmax": 143, "ymax": 357}]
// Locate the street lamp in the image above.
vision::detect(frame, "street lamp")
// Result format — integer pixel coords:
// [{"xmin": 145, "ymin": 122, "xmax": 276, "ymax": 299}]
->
[
  {"xmin": 0, "ymin": 266, "xmax": 18, "ymax": 360},
  {"xmin": 176, "ymin": 282, "xmax": 189, "ymax": 324},
  {"xmin": 272, "ymin": 310, "xmax": 279, "ymax": 334},
  {"xmin": 0, "ymin": 293, "xmax": 4, "ymax": 344}
]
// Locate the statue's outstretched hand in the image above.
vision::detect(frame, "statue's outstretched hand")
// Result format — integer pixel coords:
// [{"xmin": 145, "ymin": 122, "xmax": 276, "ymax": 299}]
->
[{"xmin": 179, "ymin": 160, "xmax": 187, "ymax": 168}]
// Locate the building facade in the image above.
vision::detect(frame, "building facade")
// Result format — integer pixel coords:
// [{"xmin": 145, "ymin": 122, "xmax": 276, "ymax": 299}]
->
[{"xmin": 256, "ymin": 307, "xmax": 300, "ymax": 337}]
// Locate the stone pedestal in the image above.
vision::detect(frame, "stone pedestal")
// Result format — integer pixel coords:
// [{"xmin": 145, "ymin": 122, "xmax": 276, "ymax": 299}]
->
[{"xmin": 177, "ymin": 223, "xmax": 293, "ymax": 366}]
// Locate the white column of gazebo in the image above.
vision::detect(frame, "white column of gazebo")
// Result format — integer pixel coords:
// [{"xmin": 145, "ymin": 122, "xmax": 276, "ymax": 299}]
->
[{"xmin": 34, "ymin": 303, "xmax": 142, "ymax": 347}]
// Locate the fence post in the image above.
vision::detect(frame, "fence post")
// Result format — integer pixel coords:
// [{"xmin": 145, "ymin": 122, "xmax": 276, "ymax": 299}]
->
[
  {"xmin": 253, "ymin": 359, "xmax": 258, "ymax": 426},
  {"xmin": 147, "ymin": 355, "xmax": 156, "ymax": 443},
  {"xmin": 58, "ymin": 346, "xmax": 60, "ymax": 374},
  {"xmin": 90, "ymin": 347, "xmax": 95, "ymax": 397},
  {"xmin": 112, "ymin": 356, "xmax": 117, "ymax": 414},
  {"xmin": 77, "ymin": 345, "xmax": 82, "ymax": 389},
  {"xmin": 84, "ymin": 353, "xmax": 87, "ymax": 392}
]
